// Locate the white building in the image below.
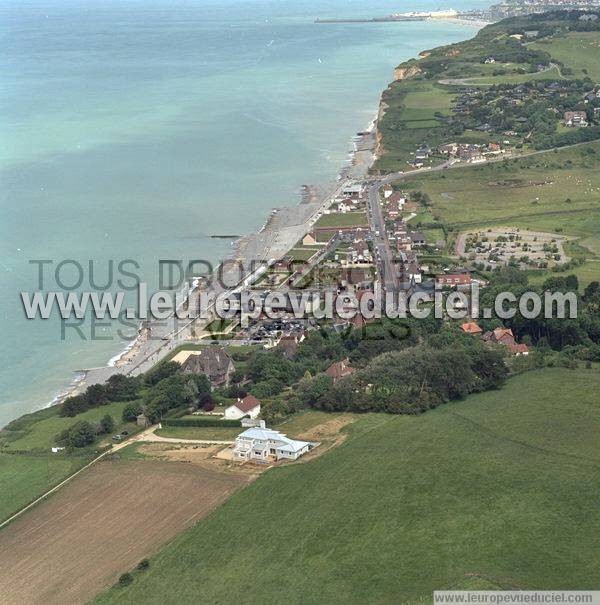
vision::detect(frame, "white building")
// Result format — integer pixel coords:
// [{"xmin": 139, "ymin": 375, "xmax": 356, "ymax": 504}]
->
[
  {"xmin": 224, "ymin": 395, "xmax": 261, "ymax": 420},
  {"xmin": 233, "ymin": 426, "xmax": 315, "ymax": 462}
]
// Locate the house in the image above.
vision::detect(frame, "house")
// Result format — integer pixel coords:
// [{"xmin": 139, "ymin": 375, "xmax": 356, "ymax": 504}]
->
[
  {"xmin": 302, "ymin": 232, "xmax": 318, "ymax": 246},
  {"xmin": 507, "ymin": 342, "xmax": 530, "ymax": 356},
  {"xmin": 435, "ymin": 273, "xmax": 471, "ymax": 288},
  {"xmin": 273, "ymin": 256, "xmax": 294, "ymax": 271},
  {"xmin": 136, "ymin": 413, "xmax": 151, "ymax": 428},
  {"xmin": 342, "ymin": 184, "xmax": 363, "ymax": 199},
  {"xmin": 483, "ymin": 327, "xmax": 516, "ymax": 346},
  {"xmin": 406, "ymin": 261, "xmax": 422, "ymax": 284},
  {"xmin": 438, "ymin": 142, "xmax": 458, "ymax": 156},
  {"xmin": 484, "ymin": 56, "xmax": 496, "ymax": 64},
  {"xmin": 325, "ymin": 358, "xmax": 356, "ymax": 384},
  {"xmin": 461, "ymin": 322, "xmax": 483, "ymax": 335},
  {"xmin": 276, "ymin": 333, "xmax": 305, "ymax": 359},
  {"xmin": 225, "ymin": 395, "xmax": 262, "ymax": 420},
  {"xmin": 173, "ymin": 348, "xmax": 236, "ymax": 388},
  {"xmin": 483, "ymin": 327, "xmax": 529, "ymax": 356},
  {"xmin": 233, "ymin": 426, "xmax": 315, "ymax": 461},
  {"xmin": 345, "ymin": 241, "xmax": 372, "ymax": 266},
  {"xmin": 382, "ymin": 184, "xmax": 394, "ymax": 198},
  {"xmin": 564, "ymin": 111, "xmax": 588, "ymax": 128},
  {"xmin": 409, "ymin": 231, "xmax": 426, "ymax": 247}
]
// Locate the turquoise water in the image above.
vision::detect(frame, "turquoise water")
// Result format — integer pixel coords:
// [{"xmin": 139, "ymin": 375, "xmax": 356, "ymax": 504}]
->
[{"xmin": 0, "ymin": 0, "xmax": 481, "ymax": 427}]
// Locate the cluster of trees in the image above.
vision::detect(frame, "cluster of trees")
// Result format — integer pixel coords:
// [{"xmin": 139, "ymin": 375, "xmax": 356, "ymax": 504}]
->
[
  {"xmin": 296, "ymin": 329, "xmax": 508, "ymax": 415},
  {"xmin": 132, "ymin": 361, "xmax": 212, "ymax": 423},
  {"xmin": 60, "ymin": 374, "xmax": 141, "ymax": 417},
  {"xmin": 231, "ymin": 318, "xmax": 442, "ymax": 403},
  {"xmin": 222, "ymin": 317, "xmax": 509, "ymax": 418},
  {"xmin": 479, "ymin": 267, "xmax": 600, "ymax": 357},
  {"xmin": 55, "ymin": 414, "xmax": 115, "ymax": 449}
]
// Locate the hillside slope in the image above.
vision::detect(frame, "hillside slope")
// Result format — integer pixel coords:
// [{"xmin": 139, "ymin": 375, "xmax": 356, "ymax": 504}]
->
[{"xmin": 96, "ymin": 368, "xmax": 600, "ymax": 604}]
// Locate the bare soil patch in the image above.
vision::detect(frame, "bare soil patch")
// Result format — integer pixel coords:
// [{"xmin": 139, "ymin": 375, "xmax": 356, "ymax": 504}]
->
[
  {"xmin": 136, "ymin": 442, "xmax": 261, "ymax": 477},
  {"xmin": 0, "ymin": 458, "xmax": 250, "ymax": 605}
]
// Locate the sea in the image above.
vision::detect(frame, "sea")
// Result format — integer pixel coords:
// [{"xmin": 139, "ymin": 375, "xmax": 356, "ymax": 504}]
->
[{"xmin": 0, "ymin": 0, "xmax": 485, "ymax": 428}]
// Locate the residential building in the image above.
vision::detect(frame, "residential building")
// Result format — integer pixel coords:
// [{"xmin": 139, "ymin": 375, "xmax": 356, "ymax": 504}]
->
[
  {"xmin": 483, "ymin": 327, "xmax": 529, "ymax": 356},
  {"xmin": 382, "ymin": 184, "xmax": 394, "ymax": 198},
  {"xmin": 406, "ymin": 261, "xmax": 422, "ymax": 284},
  {"xmin": 276, "ymin": 333, "xmax": 305, "ymax": 359},
  {"xmin": 564, "ymin": 111, "xmax": 588, "ymax": 127},
  {"xmin": 302, "ymin": 232, "xmax": 318, "ymax": 246},
  {"xmin": 435, "ymin": 273, "xmax": 472, "ymax": 287},
  {"xmin": 325, "ymin": 358, "xmax": 356, "ymax": 384},
  {"xmin": 174, "ymin": 348, "xmax": 236, "ymax": 388},
  {"xmin": 225, "ymin": 395, "xmax": 262, "ymax": 420},
  {"xmin": 233, "ymin": 426, "xmax": 314, "ymax": 461},
  {"xmin": 461, "ymin": 322, "xmax": 483, "ymax": 335}
]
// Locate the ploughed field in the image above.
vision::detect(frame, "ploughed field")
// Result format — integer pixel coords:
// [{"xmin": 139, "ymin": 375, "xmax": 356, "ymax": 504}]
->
[
  {"xmin": 0, "ymin": 458, "xmax": 249, "ymax": 605},
  {"xmin": 95, "ymin": 368, "xmax": 600, "ymax": 604}
]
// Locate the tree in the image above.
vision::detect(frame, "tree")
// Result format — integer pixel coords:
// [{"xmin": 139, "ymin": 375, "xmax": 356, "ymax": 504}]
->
[
  {"xmin": 56, "ymin": 421, "xmax": 96, "ymax": 448},
  {"xmin": 85, "ymin": 383, "xmax": 107, "ymax": 407},
  {"xmin": 199, "ymin": 393, "xmax": 215, "ymax": 412},
  {"xmin": 122, "ymin": 402, "xmax": 143, "ymax": 422},
  {"xmin": 118, "ymin": 573, "xmax": 133, "ymax": 587},
  {"xmin": 297, "ymin": 374, "xmax": 333, "ymax": 407},
  {"xmin": 105, "ymin": 374, "xmax": 141, "ymax": 401},
  {"xmin": 99, "ymin": 414, "xmax": 115, "ymax": 435},
  {"xmin": 60, "ymin": 395, "xmax": 88, "ymax": 417},
  {"xmin": 144, "ymin": 361, "xmax": 181, "ymax": 386}
]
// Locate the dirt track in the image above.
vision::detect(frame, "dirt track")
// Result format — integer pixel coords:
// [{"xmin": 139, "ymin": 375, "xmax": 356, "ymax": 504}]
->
[{"xmin": 0, "ymin": 458, "xmax": 250, "ymax": 605}]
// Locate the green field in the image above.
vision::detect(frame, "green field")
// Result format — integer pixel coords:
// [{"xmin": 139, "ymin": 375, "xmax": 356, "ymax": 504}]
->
[
  {"xmin": 375, "ymin": 80, "xmax": 454, "ymax": 172},
  {"xmin": 0, "ymin": 400, "xmax": 140, "ymax": 522},
  {"xmin": 0, "ymin": 401, "xmax": 135, "ymax": 452},
  {"xmin": 155, "ymin": 426, "xmax": 241, "ymax": 441},
  {"xmin": 314, "ymin": 212, "xmax": 368, "ymax": 229},
  {"xmin": 287, "ymin": 247, "xmax": 321, "ymax": 262},
  {"xmin": 532, "ymin": 32, "xmax": 600, "ymax": 81},
  {"xmin": 95, "ymin": 368, "xmax": 600, "ymax": 604},
  {"xmin": 0, "ymin": 452, "xmax": 87, "ymax": 523},
  {"xmin": 404, "ymin": 142, "xmax": 600, "ymax": 269},
  {"xmin": 453, "ymin": 64, "xmax": 564, "ymax": 87}
]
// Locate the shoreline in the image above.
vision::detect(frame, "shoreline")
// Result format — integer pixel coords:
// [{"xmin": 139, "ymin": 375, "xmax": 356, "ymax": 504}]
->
[{"xmin": 3, "ymin": 17, "xmax": 488, "ymax": 430}]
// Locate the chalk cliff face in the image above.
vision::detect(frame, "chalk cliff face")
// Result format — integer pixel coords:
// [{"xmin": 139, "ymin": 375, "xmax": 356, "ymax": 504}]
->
[{"xmin": 393, "ymin": 63, "xmax": 422, "ymax": 81}]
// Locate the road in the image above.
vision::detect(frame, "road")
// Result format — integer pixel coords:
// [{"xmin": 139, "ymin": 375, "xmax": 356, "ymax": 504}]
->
[
  {"xmin": 365, "ymin": 159, "xmax": 455, "ymax": 293},
  {"xmin": 367, "ymin": 181, "xmax": 399, "ymax": 292}
]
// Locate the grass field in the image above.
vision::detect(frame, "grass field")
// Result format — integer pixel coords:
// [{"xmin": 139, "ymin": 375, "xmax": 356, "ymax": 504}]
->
[
  {"xmin": 375, "ymin": 80, "xmax": 453, "ymax": 172},
  {"xmin": 454, "ymin": 64, "xmax": 564, "ymax": 86},
  {"xmin": 0, "ymin": 400, "xmax": 142, "ymax": 523},
  {"xmin": 404, "ymin": 142, "xmax": 600, "ymax": 269},
  {"xmin": 0, "ymin": 401, "xmax": 135, "ymax": 452},
  {"xmin": 95, "ymin": 368, "xmax": 600, "ymax": 604},
  {"xmin": 532, "ymin": 32, "xmax": 600, "ymax": 81},
  {"xmin": 155, "ymin": 426, "xmax": 241, "ymax": 441},
  {"xmin": 0, "ymin": 458, "xmax": 250, "ymax": 605},
  {"xmin": 287, "ymin": 247, "xmax": 320, "ymax": 262},
  {"xmin": 0, "ymin": 453, "xmax": 86, "ymax": 523},
  {"xmin": 526, "ymin": 259, "xmax": 600, "ymax": 288},
  {"xmin": 314, "ymin": 212, "xmax": 367, "ymax": 229}
]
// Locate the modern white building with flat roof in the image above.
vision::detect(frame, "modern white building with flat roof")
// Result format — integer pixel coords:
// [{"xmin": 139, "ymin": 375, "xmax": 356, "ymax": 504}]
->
[{"xmin": 233, "ymin": 426, "xmax": 315, "ymax": 462}]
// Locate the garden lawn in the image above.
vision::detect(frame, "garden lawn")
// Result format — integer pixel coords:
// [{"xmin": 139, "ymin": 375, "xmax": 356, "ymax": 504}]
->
[
  {"xmin": 314, "ymin": 212, "xmax": 367, "ymax": 229},
  {"xmin": 154, "ymin": 426, "xmax": 241, "ymax": 441}
]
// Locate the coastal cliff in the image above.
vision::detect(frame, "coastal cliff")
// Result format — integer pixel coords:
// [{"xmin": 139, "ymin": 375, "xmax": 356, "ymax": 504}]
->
[
  {"xmin": 374, "ymin": 60, "xmax": 422, "ymax": 159},
  {"xmin": 393, "ymin": 61, "xmax": 422, "ymax": 81}
]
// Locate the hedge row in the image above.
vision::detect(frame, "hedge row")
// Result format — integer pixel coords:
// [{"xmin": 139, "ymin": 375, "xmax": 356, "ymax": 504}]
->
[{"xmin": 163, "ymin": 417, "xmax": 241, "ymax": 428}]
